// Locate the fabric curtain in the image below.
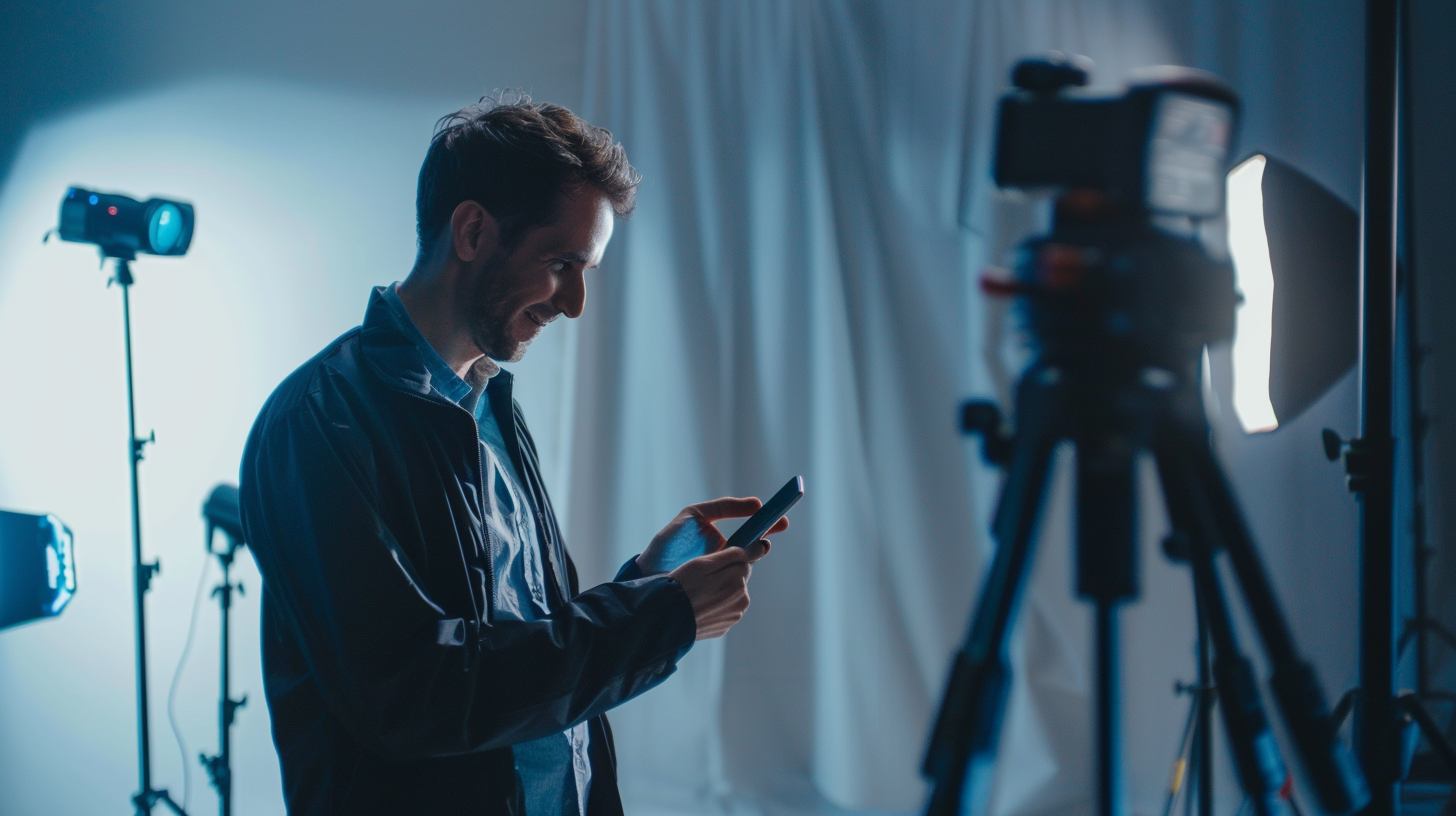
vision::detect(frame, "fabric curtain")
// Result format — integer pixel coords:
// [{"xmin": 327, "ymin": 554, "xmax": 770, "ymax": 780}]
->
[{"xmin": 564, "ymin": 1, "xmax": 1367, "ymax": 814}]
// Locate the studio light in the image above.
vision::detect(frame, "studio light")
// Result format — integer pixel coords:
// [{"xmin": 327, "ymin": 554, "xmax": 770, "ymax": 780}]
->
[
  {"xmin": 58, "ymin": 187, "xmax": 195, "ymax": 259},
  {"xmin": 1225, "ymin": 154, "xmax": 1358, "ymax": 433},
  {"xmin": 51, "ymin": 183, "xmax": 197, "ymax": 814},
  {"xmin": 0, "ymin": 508, "xmax": 76, "ymax": 631}
]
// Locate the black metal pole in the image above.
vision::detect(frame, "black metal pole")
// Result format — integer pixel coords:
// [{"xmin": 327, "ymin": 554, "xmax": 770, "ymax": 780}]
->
[
  {"xmin": 1196, "ymin": 600, "xmax": 1213, "ymax": 816},
  {"xmin": 218, "ymin": 553, "xmax": 234, "ymax": 816},
  {"xmin": 1356, "ymin": 0, "xmax": 1401, "ymax": 812},
  {"xmin": 117, "ymin": 259, "xmax": 188, "ymax": 816},
  {"xmin": 1394, "ymin": 0, "xmax": 1443, "ymax": 706},
  {"xmin": 119, "ymin": 261, "xmax": 157, "ymax": 816},
  {"xmin": 1095, "ymin": 601, "xmax": 1123, "ymax": 816}
]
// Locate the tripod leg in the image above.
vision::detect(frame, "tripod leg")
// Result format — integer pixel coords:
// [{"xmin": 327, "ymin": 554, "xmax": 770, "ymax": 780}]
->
[
  {"xmin": 922, "ymin": 391, "xmax": 1061, "ymax": 816},
  {"xmin": 1156, "ymin": 446, "xmax": 1286, "ymax": 815},
  {"xmin": 1075, "ymin": 438, "xmax": 1138, "ymax": 816},
  {"xmin": 1192, "ymin": 542, "xmax": 1285, "ymax": 816},
  {"xmin": 1196, "ymin": 600, "xmax": 1214, "ymax": 816},
  {"xmin": 1162, "ymin": 687, "xmax": 1202, "ymax": 816},
  {"xmin": 1399, "ymin": 692, "xmax": 1456, "ymax": 777},
  {"xmin": 1172, "ymin": 430, "xmax": 1368, "ymax": 814},
  {"xmin": 1094, "ymin": 601, "xmax": 1124, "ymax": 816}
]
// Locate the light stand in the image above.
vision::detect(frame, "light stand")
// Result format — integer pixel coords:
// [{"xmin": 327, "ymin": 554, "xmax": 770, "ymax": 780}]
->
[
  {"xmin": 1349, "ymin": 0, "xmax": 1402, "ymax": 808},
  {"xmin": 1391, "ymin": 0, "xmax": 1456, "ymax": 778},
  {"xmin": 1326, "ymin": 0, "xmax": 1456, "ymax": 801},
  {"xmin": 1160, "ymin": 590, "xmax": 1214, "ymax": 816},
  {"xmin": 110, "ymin": 255, "xmax": 190, "ymax": 816},
  {"xmin": 201, "ymin": 485, "xmax": 247, "ymax": 816}
]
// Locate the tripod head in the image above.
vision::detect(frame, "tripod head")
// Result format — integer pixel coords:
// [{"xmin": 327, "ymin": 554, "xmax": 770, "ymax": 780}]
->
[{"xmin": 999, "ymin": 195, "xmax": 1237, "ymax": 366}]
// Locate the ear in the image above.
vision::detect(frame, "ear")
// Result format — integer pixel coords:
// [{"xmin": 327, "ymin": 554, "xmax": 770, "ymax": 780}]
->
[{"xmin": 449, "ymin": 200, "xmax": 500, "ymax": 263}]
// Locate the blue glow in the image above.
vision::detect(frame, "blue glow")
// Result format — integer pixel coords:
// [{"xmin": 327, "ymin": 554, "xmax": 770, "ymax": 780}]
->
[
  {"xmin": 87, "ymin": 194, "xmax": 97, "ymax": 205},
  {"xmin": 148, "ymin": 203, "xmax": 183, "ymax": 253},
  {"xmin": 40, "ymin": 516, "xmax": 74, "ymax": 615},
  {"xmin": 0, "ymin": 79, "xmax": 480, "ymax": 816}
]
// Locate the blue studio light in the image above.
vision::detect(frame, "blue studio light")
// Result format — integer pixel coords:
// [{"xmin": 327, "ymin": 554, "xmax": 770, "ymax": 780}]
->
[
  {"xmin": 58, "ymin": 187, "xmax": 195, "ymax": 259},
  {"xmin": 0, "ymin": 509, "xmax": 76, "ymax": 631}
]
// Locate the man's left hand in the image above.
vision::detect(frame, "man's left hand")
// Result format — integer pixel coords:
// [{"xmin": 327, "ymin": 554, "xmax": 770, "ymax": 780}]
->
[{"xmin": 636, "ymin": 496, "xmax": 790, "ymax": 575}]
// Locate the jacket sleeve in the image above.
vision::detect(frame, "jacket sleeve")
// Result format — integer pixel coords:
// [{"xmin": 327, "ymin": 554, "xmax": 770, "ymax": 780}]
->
[{"xmin": 240, "ymin": 396, "xmax": 697, "ymax": 762}]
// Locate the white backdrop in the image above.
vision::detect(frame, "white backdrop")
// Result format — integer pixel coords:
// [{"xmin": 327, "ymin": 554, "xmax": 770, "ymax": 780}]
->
[
  {"xmin": 573, "ymin": 1, "xmax": 1366, "ymax": 815},
  {"xmin": 0, "ymin": 1, "xmax": 1402, "ymax": 815}
]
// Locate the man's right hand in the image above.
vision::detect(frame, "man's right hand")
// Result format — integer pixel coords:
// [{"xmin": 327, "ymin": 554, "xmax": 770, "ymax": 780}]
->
[{"xmin": 668, "ymin": 537, "xmax": 771, "ymax": 640}]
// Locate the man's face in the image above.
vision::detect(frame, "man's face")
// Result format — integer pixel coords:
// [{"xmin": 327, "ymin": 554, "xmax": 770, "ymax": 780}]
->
[{"xmin": 465, "ymin": 188, "xmax": 615, "ymax": 363}]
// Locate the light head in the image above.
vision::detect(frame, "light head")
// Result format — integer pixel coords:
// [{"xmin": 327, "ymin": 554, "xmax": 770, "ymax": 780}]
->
[{"xmin": 58, "ymin": 187, "xmax": 194, "ymax": 260}]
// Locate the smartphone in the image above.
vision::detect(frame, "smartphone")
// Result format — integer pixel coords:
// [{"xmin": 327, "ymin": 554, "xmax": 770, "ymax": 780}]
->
[{"xmin": 725, "ymin": 476, "xmax": 804, "ymax": 549}]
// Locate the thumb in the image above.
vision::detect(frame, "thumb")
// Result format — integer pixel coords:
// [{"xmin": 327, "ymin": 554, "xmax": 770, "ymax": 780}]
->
[{"xmin": 741, "ymin": 538, "xmax": 771, "ymax": 563}]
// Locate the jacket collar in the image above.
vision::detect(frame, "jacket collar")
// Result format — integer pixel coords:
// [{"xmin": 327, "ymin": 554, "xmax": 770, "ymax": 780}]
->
[{"xmin": 359, "ymin": 286, "xmax": 514, "ymax": 404}]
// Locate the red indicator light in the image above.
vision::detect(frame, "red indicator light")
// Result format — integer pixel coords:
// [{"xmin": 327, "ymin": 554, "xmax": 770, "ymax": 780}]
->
[{"xmin": 107, "ymin": 206, "xmax": 118, "ymax": 216}]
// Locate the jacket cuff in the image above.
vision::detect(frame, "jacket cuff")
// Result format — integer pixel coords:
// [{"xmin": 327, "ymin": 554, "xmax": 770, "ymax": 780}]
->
[
  {"xmin": 615, "ymin": 554, "xmax": 646, "ymax": 581},
  {"xmin": 614, "ymin": 573, "xmax": 696, "ymax": 664},
  {"xmin": 656, "ymin": 575, "xmax": 697, "ymax": 660}
]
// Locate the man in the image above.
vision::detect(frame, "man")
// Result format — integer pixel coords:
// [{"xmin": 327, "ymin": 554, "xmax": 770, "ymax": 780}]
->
[{"xmin": 239, "ymin": 97, "xmax": 785, "ymax": 816}]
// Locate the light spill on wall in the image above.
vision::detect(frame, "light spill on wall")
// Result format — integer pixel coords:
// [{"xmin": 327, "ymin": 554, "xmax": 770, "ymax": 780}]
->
[{"xmin": 0, "ymin": 78, "xmax": 577, "ymax": 816}]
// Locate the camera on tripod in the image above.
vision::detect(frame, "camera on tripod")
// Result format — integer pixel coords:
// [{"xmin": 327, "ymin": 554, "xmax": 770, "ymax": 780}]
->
[
  {"xmin": 967, "ymin": 57, "xmax": 1243, "ymax": 399},
  {"xmin": 922, "ymin": 56, "xmax": 1368, "ymax": 816}
]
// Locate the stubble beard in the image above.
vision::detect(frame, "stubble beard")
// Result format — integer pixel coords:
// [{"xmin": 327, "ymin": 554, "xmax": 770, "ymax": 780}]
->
[{"xmin": 467, "ymin": 254, "xmax": 529, "ymax": 364}]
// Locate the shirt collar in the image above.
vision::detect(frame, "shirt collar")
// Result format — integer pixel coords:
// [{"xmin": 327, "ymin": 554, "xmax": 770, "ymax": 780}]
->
[
  {"xmin": 359, "ymin": 284, "xmax": 514, "ymax": 414},
  {"xmin": 378, "ymin": 282, "xmax": 477, "ymax": 405}
]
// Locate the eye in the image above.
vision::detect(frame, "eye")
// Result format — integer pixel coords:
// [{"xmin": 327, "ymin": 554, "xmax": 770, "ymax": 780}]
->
[{"xmin": 548, "ymin": 260, "xmax": 568, "ymax": 273}]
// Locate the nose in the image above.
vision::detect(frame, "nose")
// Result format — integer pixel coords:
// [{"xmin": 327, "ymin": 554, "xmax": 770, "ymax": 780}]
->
[{"xmin": 554, "ymin": 265, "xmax": 587, "ymax": 319}]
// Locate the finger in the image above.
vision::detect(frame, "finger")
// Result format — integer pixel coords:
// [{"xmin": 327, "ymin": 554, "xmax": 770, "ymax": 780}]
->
[
  {"xmin": 766, "ymin": 516, "xmax": 790, "ymax": 535},
  {"xmin": 742, "ymin": 538, "xmax": 771, "ymax": 562},
  {"xmin": 689, "ymin": 496, "xmax": 763, "ymax": 521},
  {"xmin": 699, "ymin": 544, "xmax": 752, "ymax": 569}
]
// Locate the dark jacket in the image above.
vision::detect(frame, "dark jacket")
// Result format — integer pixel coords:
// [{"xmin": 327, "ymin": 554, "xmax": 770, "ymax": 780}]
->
[{"xmin": 239, "ymin": 288, "xmax": 697, "ymax": 815}]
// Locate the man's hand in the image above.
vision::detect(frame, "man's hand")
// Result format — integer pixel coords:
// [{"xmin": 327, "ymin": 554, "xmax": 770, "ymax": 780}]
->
[
  {"xmin": 641, "ymin": 497, "xmax": 788, "ymax": 640},
  {"xmin": 637, "ymin": 497, "xmax": 788, "ymax": 575}
]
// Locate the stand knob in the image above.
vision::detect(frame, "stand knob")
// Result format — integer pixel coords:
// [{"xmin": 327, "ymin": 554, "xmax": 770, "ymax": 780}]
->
[
  {"xmin": 961, "ymin": 401, "xmax": 1013, "ymax": 465},
  {"xmin": 1322, "ymin": 429, "xmax": 1389, "ymax": 494}
]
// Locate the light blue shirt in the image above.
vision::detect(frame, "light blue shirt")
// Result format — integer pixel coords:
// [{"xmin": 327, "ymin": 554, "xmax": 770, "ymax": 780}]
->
[{"xmin": 382, "ymin": 283, "xmax": 591, "ymax": 816}]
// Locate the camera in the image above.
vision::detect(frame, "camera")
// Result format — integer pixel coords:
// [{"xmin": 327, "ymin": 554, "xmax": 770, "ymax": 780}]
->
[
  {"xmin": 986, "ymin": 56, "xmax": 1242, "ymax": 357},
  {"xmin": 993, "ymin": 55, "xmax": 1238, "ymax": 217}
]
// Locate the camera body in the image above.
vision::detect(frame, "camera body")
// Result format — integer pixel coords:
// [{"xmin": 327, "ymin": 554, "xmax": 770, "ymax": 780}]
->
[{"xmin": 993, "ymin": 58, "xmax": 1238, "ymax": 218}]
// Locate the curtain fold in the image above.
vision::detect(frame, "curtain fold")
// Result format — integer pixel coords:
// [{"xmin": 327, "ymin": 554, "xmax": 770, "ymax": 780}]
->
[{"xmin": 571, "ymin": 1, "xmax": 1365, "ymax": 813}]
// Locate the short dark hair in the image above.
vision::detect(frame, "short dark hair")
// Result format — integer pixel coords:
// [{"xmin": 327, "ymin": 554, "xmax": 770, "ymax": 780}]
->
[{"xmin": 415, "ymin": 93, "xmax": 640, "ymax": 255}]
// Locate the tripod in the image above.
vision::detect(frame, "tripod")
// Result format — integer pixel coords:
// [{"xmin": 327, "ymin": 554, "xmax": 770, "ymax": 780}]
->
[
  {"xmin": 919, "ymin": 210, "xmax": 1368, "ymax": 816},
  {"xmin": 108, "ymin": 255, "xmax": 190, "ymax": 816},
  {"xmin": 1161, "ymin": 605, "xmax": 1214, "ymax": 816},
  {"xmin": 1159, "ymin": 600, "xmax": 1311, "ymax": 816},
  {"xmin": 201, "ymin": 485, "xmax": 247, "ymax": 816}
]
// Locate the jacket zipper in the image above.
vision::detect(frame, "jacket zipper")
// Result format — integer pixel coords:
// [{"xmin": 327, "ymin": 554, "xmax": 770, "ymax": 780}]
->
[{"xmin": 389, "ymin": 387, "xmax": 494, "ymax": 628}]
